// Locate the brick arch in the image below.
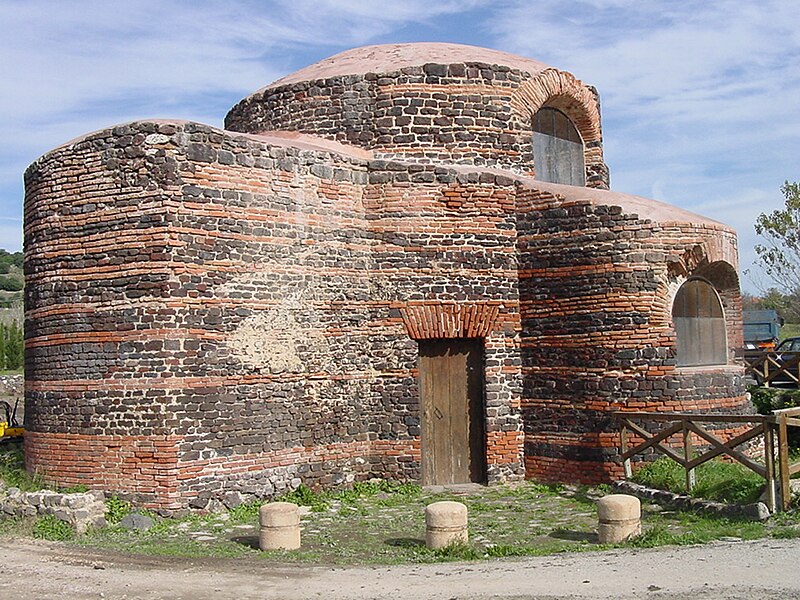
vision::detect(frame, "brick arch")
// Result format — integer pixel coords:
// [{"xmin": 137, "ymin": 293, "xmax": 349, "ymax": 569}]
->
[
  {"xmin": 667, "ymin": 244, "xmax": 739, "ymax": 289},
  {"xmin": 399, "ymin": 302, "xmax": 502, "ymax": 339},
  {"xmin": 694, "ymin": 260, "xmax": 739, "ymax": 291},
  {"xmin": 511, "ymin": 69, "xmax": 608, "ymax": 188},
  {"xmin": 665, "ymin": 259, "xmax": 742, "ymax": 366},
  {"xmin": 667, "ymin": 244, "xmax": 709, "ymax": 279},
  {"xmin": 511, "ymin": 69, "xmax": 601, "ymax": 142}
]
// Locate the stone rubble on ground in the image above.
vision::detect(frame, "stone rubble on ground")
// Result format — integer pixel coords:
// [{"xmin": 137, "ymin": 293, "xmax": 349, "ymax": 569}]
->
[
  {"xmin": 613, "ymin": 480, "xmax": 771, "ymax": 522},
  {"xmin": 0, "ymin": 486, "xmax": 107, "ymax": 533}
]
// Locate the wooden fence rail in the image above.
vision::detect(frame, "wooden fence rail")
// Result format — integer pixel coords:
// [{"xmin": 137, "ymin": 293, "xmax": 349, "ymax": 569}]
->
[
  {"xmin": 616, "ymin": 407, "xmax": 800, "ymax": 512},
  {"xmin": 745, "ymin": 351, "xmax": 800, "ymax": 387}
]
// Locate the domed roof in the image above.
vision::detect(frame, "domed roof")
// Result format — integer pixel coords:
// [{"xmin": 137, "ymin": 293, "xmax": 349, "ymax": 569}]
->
[{"xmin": 264, "ymin": 42, "xmax": 552, "ymax": 90}]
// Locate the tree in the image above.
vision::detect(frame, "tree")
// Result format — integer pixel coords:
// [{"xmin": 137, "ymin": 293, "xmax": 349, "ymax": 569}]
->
[
  {"xmin": 0, "ymin": 321, "xmax": 23, "ymax": 371},
  {"xmin": 3, "ymin": 321, "xmax": 23, "ymax": 370},
  {"xmin": 754, "ymin": 182, "xmax": 800, "ymax": 318}
]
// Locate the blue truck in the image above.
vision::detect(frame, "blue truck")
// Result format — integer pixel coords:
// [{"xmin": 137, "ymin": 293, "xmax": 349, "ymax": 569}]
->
[{"xmin": 743, "ymin": 309, "xmax": 783, "ymax": 352}]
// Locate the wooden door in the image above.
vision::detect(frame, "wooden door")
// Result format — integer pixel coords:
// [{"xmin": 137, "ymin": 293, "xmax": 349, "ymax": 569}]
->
[{"xmin": 419, "ymin": 339, "xmax": 485, "ymax": 485}]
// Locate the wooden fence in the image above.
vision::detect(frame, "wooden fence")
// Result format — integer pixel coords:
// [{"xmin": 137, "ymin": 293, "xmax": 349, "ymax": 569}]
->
[
  {"xmin": 745, "ymin": 351, "xmax": 800, "ymax": 388},
  {"xmin": 616, "ymin": 407, "xmax": 800, "ymax": 512}
]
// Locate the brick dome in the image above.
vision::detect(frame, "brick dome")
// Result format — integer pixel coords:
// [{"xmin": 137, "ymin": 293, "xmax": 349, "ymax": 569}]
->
[{"xmin": 261, "ymin": 42, "xmax": 552, "ymax": 90}]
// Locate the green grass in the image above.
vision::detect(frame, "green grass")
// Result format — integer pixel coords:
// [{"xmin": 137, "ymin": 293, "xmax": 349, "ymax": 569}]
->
[
  {"xmin": 632, "ymin": 457, "xmax": 765, "ymax": 504},
  {"xmin": 781, "ymin": 323, "xmax": 800, "ymax": 340},
  {"xmin": 624, "ymin": 511, "xmax": 767, "ymax": 549},
  {"xmin": 64, "ymin": 480, "xmax": 599, "ymax": 564},
  {"xmin": 0, "ymin": 445, "xmax": 46, "ymax": 491}
]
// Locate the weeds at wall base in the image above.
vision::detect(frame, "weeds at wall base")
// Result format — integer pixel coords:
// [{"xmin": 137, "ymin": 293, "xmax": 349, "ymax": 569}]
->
[
  {"xmin": 32, "ymin": 514, "xmax": 75, "ymax": 542},
  {"xmin": 0, "ymin": 446, "xmax": 47, "ymax": 492}
]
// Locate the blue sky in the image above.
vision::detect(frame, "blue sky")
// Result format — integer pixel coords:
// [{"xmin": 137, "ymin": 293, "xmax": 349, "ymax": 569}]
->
[{"xmin": 1, "ymin": 0, "xmax": 798, "ymax": 292}]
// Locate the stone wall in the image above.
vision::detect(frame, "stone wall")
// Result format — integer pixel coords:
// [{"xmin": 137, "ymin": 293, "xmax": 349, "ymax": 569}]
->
[
  {"xmin": 24, "ymin": 121, "xmax": 184, "ymax": 506},
  {"xmin": 515, "ymin": 186, "xmax": 747, "ymax": 483},
  {"xmin": 24, "ymin": 122, "xmax": 527, "ymax": 507},
  {"xmin": 25, "ymin": 122, "xmax": 383, "ymax": 508},
  {"xmin": 0, "ymin": 487, "xmax": 106, "ymax": 533},
  {"xmin": 24, "ymin": 118, "xmax": 744, "ymax": 508},
  {"xmin": 365, "ymin": 163, "xmax": 526, "ymax": 483}
]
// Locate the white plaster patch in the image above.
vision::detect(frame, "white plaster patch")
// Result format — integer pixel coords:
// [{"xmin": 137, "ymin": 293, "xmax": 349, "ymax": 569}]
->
[{"xmin": 228, "ymin": 295, "xmax": 331, "ymax": 374}]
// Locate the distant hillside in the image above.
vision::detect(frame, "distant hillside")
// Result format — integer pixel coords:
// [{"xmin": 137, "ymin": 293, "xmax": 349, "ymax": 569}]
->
[{"xmin": 0, "ymin": 250, "xmax": 23, "ymax": 309}]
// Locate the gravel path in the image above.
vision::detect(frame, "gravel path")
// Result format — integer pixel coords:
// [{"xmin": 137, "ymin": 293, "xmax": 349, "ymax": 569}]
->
[{"xmin": 0, "ymin": 537, "xmax": 798, "ymax": 599}]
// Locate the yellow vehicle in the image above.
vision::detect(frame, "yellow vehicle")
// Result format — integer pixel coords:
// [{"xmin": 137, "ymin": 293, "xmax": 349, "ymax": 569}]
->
[{"xmin": 0, "ymin": 400, "xmax": 22, "ymax": 441}]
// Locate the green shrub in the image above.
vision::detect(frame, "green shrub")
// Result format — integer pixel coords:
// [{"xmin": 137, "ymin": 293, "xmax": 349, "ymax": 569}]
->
[
  {"xmin": 228, "ymin": 501, "xmax": 261, "ymax": 523},
  {"xmin": 0, "ymin": 320, "xmax": 23, "ymax": 370},
  {"xmin": 750, "ymin": 385, "xmax": 800, "ymax": 448},
  {"xmin": 631, "ymin": 457, "xmax": 684, "ymax": 492},
  {"xmin": 33, "ymin": 514, "xmax": 75, "ymax": 541},
  {"xmin": 105, "ymin": 496, "xmax": 132, "ymax": 523},
  {"xmin": 0, "ymin": 275, "xmax": 22, "ymax": 292},
  {"xmin": 0, "ymin": 250, "xmax": 22, "ymax": 270},
  {"xmin": 749, "ymin": 386, "xmax": 800, "ymax": 414}
]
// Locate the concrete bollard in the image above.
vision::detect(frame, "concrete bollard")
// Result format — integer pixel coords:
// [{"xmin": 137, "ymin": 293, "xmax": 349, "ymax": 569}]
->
[
  {"xmin": 425, "ymin": 501, "xmax": 468, "ymax": 549},
  {"xmin": 259, "ymin": 502, "xmax": 301, "ymax": 551},
  {"xmin": 597, "ymin": 494, "xmax": 641, "ymax": 543}
]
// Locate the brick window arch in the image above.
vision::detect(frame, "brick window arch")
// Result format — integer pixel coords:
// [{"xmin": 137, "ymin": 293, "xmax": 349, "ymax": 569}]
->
[
  {"xmin": 672, "ymin": 278, "xmax": 727, "ymax": 366},
  {"xmin": 532, "ymin": 107, "xmax": 585, "ymax": 186}
]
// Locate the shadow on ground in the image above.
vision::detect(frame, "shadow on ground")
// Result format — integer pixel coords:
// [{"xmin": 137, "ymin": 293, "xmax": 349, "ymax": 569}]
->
[
  {"xmin": 385, "ymin": 538, "xmax": 425, "ymax": 548},
  {"xmin": 232, "ymin": 535, "xmax": 260, "ymax": 550},
  {"xmin": 549, "ymin": 530, "xmax": 597, "ymax": 543}
]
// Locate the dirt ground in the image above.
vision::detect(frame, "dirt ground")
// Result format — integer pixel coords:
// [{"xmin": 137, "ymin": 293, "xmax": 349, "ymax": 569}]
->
[{"xmin": 1, "ymin": 537, "xmax": 798, "ymax": 599}]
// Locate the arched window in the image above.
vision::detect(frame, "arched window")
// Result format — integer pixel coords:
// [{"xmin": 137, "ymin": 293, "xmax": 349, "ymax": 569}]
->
[
  {"xmin": 532, "ymin": 107, "xmax": 585, "ymax": 186},
  {"xmin": 672, "ymin": 279, "xmax": 727, "ymax": 366}
]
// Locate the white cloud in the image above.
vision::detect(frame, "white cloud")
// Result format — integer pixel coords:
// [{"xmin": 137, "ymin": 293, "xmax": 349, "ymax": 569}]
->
[
  {"xmin": 1, "ymin": 0, "xmax": 795, "ymax": 293},
  {"xmin": 489, "ymin": 0, "xmax": 800, "ymax": 291},
  {"xmin": 0, "ymin": 0, "xmax": 492, "ymax": 245},
  {"xmin": 0, "ymin": 0, "xmax": 493, "ymax": 127}
]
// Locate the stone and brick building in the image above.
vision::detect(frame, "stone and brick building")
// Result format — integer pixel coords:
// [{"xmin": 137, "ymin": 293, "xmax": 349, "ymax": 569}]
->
[{"xmin": 23, "ymin": 43, "xmax": 747, "ymax": 509}]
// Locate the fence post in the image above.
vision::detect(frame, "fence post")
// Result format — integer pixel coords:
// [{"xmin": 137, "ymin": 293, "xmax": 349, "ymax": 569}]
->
[
  {"xmin": 764, "ymin": 420, "xmax": 777, "ymax": 513},
  {"xmin": 765, "ymin": 356, "xmax": 773, "ymax": 388},
  {"xmin": 620, "ymin": 421, "xmax": 632, "ymax": 479},
  {"xmin": 682, "ymin": 418, "xmax": 695, "ymax": 492},
  {"xmin": 778, "ymin": 412, "xmax": 791, "ymax": 510}
]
